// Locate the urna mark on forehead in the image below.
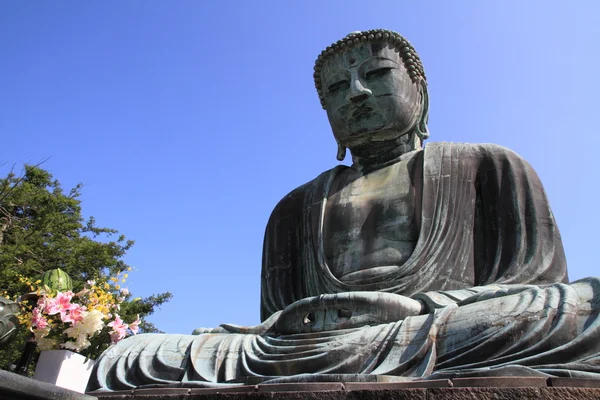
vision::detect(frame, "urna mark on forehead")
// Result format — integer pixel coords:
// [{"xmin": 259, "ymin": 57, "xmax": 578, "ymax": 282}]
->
[{"xmin": 321, "ymin": 41, "xmax": 402, "ymax": 78}]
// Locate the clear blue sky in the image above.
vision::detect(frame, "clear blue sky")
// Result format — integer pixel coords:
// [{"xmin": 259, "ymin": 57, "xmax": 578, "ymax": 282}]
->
[{"xmin": 2, "ymin": 1, "xmax": 599, "ymax": 334}]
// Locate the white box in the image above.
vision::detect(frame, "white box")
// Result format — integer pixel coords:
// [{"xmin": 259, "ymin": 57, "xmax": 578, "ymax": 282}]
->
[{"xmin": 33, "ymin": 350, "xmax": 96, "ymax": 393}]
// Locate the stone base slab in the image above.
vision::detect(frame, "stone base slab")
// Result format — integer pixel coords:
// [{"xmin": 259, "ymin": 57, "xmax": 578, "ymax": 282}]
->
[
  {"xmin": 0, "ymin": 369, "xmax": 96, "ymax": 400},
  {"xmin": 90, "ymin": 377, "xmax": 600, "ymax": 400}
]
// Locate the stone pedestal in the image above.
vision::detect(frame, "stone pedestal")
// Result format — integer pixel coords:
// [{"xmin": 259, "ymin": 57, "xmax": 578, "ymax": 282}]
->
[
  {"xmin": 0, "ymin": 369, "xmax": 96, "ymax": 400},
  {"xmin": 89, "ymin": 377, "xmax": 600, "ymax": 400}
]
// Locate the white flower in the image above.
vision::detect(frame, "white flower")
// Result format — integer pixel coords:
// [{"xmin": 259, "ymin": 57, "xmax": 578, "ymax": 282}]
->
[
  {"xmin": 61, "ymin": 341, "xmax": 79, "ymax": 351},
  {"xmin": 119, "ymin": 288, "xmax": 129, "ymax": 296},
  {"xmin": 34, "ymin": 326, "xmax": 51, "ymax": 340},
  {"xmin": 34, "ymin": 327, "xmax": 57, "ymax": 350},
  {"xmin": 37, "ymin": 337, "xmax": 58, "ymax": 351},
  {"xmin": 64, "ymin": 309, "xmax": 104, "ymax": 342},
  {"xmin": 61, "ymin": 333, "xmax": 91, "ymax": 352},
  {"xmin": 75, "ymin": 333, "xmax": 91, "ymax": 350},
  {"xmin": 79, "ymin": 309, "xmax": 104, "ymax": 335},
  {"xmin": 63, "ymin": 325, "xmax": 81, "ymax": 339}
]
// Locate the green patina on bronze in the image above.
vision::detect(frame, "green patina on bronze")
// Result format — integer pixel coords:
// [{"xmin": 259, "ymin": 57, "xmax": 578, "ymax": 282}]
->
[
  {"xmin": 88, "ymin": 30, "xmax": 600, "ymax": 391},
  {"xmin": 313, "ymin": 29, "xmax": 426, "ymax": 109}
]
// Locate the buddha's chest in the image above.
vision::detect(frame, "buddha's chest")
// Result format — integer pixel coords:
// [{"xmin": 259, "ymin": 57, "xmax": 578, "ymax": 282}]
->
[
  {"xmin": 325, "ymin": 167, "xmax": 416, "ymax": 236},
  {"xmin": 323, "ymin": 155, "xmax": 422, "ymax": 281}
]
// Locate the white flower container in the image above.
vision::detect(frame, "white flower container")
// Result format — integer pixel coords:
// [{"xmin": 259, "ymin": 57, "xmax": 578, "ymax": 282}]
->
[{"xmin": 33, "ymin": 350, "xmax": 96, "ymax": 393}]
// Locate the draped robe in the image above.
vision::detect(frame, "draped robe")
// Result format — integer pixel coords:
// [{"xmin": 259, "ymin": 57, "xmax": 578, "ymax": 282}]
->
[
  {"xmin": 261, "ymin": 142, "xmax": 568, "ymax": 317},
  {"xmin": 88, "ymin": 143, "xmax": 600, "ymax": 391}
]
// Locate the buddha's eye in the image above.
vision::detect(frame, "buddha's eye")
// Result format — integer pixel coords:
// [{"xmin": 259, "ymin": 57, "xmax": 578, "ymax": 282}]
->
[
  {"xmin": 327, "ymin": 80, "xmax": 349, "ymax": 94},
  {"xmin": 365, "ymin": 67, "xmax": 393, "ymax": 80}
]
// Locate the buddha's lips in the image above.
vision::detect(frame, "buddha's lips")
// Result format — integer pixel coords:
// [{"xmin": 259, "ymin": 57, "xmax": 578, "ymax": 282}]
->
[{"xmin": 351, "ymin": 105, "xmax": 374, "ymax": 119}]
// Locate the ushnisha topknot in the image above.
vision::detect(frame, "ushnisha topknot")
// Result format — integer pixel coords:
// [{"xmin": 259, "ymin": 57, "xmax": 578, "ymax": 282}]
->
[{"xmin": 314, "ymin": 29, "xmax": 426, "ymax": 109}]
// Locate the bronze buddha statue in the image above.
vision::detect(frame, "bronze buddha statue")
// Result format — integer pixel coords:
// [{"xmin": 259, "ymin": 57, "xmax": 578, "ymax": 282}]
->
[{"xmin": 88, "ymin": 30, "xmax": 600, "ymax": 391}]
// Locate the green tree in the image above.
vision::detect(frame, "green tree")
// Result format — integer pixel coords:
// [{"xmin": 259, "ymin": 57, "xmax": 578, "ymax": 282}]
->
[{"xmin": 0, "ymin": 164, "xmax": 172, "ymax": 371}]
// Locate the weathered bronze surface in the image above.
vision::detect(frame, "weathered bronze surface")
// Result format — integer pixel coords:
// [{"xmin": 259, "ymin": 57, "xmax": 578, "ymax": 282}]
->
[
  {"xmin": 88, "ymin": 29, "xmax": 600, "ymax": 391},
  {"xmin": 0, "ymin": 296, "xmax": 19, "ymax": 347}
]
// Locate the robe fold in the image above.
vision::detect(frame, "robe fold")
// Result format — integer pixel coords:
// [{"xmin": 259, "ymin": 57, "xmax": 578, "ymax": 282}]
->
[
  {"xmin": 261, "ymin": 142, "xmax": 568, "ymax": 319},
  {"xmin": 90, "ymin": 143, "xmax": 600, "ymax": 392}
]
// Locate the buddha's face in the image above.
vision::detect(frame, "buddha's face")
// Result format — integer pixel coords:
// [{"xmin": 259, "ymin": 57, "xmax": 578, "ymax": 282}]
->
[{"xmin": 321, "ymin": 42, "xmax": 421, "ymax": 148}]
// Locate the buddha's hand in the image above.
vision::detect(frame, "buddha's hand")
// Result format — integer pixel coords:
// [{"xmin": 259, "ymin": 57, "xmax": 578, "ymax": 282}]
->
[
  {"xmin": 272, "ymin": 292, "xmax": 423, "ymax": 334},
  {"xmin": 192, "ymin": 311, "xmax": 283, "ymax": 335}
]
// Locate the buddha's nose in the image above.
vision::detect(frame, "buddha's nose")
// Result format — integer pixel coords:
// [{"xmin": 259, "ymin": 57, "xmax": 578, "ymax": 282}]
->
[{"xmin": 347, "ymin": 78, "xmax": 372, "ymax": 104}]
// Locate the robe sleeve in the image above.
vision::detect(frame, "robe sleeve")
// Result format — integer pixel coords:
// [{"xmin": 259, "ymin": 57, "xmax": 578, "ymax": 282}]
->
[
  {"xmin": 413, "ymin": 143, "xmax": 568, "ymax": 310},
  {"xmin": 412, "ymin": 284, "xmax": 532, "ymax": 311},
  {"xmin": 260, "ymin": 186, "xmax": 307, "ymax": 321}
]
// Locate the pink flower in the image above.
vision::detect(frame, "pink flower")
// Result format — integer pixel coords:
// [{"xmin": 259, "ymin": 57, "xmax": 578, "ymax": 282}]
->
[
  {"xmin": 107, "ymin": 314, "xmax": 128, "ymax": 343},
  {"xmin": 45, "ymin": 291, "xmax": 76, "ymax": 321},
  {"xmin": 31, "ymin": 308, "xmax": 48, "ymax": 329},
  {"xmin": 64, "ymin": 304, "xmax": 87, "ymax": 323},
  {"xmin": 109, "ymin": 331, "xmax": 123, "ymax": 344},
  {"xmin": 129, "ymin": 315, "xmax": 141, "ymax": 335}
]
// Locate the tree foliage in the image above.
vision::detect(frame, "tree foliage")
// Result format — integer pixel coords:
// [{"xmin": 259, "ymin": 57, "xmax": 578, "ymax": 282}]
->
[{"xmin": 0, "ymin": 164, "xmax": 172, "ymax": 370}]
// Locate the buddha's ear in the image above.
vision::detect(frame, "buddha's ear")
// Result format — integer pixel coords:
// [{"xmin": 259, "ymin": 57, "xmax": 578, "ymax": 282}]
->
[
  {"xmin": 336, "ymin": 142, "xmax": 347, "ymax": 161},
  {"xmin": 415, "ymin": 81, "xmax": 430, "ymax": 142}
]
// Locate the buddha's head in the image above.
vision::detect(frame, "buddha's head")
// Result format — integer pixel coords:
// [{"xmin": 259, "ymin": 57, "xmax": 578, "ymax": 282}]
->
[{"xmin": 314, "ymin": 29, "xmax": 429, "ymax": 160}]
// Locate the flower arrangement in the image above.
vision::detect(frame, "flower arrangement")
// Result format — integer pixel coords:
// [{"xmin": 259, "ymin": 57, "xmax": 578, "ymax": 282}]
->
[{"xmin": 15, "ymin": 269, "xmax": 140, "ymax": 359}]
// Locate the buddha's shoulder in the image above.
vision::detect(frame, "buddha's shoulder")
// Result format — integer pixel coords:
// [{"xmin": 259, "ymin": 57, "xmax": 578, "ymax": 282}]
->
[
  {"xmin": 426, "ymin": 141, "xmax": 527, "ymax": 161},
  {"xmin": 268, "ymin": 166, "xmax": 346, "ymax": 221}
]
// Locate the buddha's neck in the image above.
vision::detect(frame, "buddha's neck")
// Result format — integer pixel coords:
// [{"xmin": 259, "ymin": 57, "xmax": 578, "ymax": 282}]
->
[{"xmin": 350, "ymin": 133, "xmax": 421, "ymax": 172}]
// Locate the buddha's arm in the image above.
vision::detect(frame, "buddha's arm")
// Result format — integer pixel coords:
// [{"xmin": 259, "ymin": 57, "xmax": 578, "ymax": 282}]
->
[
  {"xmin": 272, "ymin": 292, "xmax": 423, "ymax": 334},
  {"xmin": 271, "ymin": 286, "xmax": 536, "ymax": 334},
  {"xmin": 412, "ymin": 284, "xmax": 538, "ymax": 312},
  {"xmin": 193, "ymin": 292, "xmax": 423, "ymax": 335},
  {"xmin": 192, "ymin": 310, "xmax": 283, "ymax": 335}
]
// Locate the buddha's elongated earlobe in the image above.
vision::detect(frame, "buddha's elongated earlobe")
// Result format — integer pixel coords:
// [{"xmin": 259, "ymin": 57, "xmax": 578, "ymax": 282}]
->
[
  {"xmin": 336, "ymin": 143, "xmax": 347, "ymax": 161},
  {"xmin": 415, "ymin": 81, "xmax": 430, "ymax": 142}
]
